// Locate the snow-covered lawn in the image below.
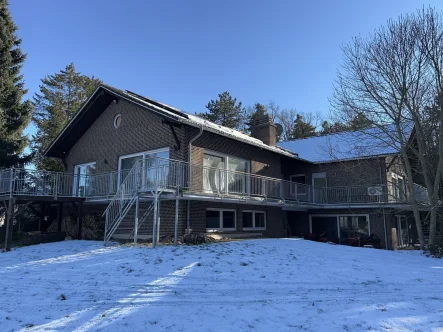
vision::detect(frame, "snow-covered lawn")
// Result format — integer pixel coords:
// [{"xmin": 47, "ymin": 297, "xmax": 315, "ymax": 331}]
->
[{"xmin": 1, "ymin": 239, "xmax": 443, "ymax": 332}]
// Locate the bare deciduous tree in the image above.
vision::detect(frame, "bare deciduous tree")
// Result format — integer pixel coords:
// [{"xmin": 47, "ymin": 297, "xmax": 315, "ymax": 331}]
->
[{"xmin": 332, "ymin": 9, "xmax": 443, "ymax": 247}]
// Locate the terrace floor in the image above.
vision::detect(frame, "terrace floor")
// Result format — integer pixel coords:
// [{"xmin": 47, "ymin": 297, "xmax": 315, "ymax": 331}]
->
[{"xmin": 1, "ymin": 239, "xmax": 442, "ymax": 331}]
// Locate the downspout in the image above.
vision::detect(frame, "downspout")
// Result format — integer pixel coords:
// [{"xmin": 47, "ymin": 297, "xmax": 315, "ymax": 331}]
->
[{"xmin": 186, "ymin": 124, "xmax": 204, "ymax": 233}]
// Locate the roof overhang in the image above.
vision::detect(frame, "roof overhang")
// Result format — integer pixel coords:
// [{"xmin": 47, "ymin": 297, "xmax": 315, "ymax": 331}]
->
[
  {"xmin": 44, "ymin": 85, "xmax": 302, "ymax": 161},
  {"xmin": 45, "ymin": 87, "xmax": 115, "ymax": 158}
]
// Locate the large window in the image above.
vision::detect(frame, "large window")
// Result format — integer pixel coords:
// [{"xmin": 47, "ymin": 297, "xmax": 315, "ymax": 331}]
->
[
  {"xmin": 242, "ymin": 211, "xmax": 266, "ymax": 230},
  {"xmin": 392, "ymin": 173, "xmax": 406, "ymax": 201},
  {"xmin": 118, "ymin": 148, "xmax": 169, "ymax": 188},
  {"xmin": 338, "ymin": 215, "xmax": 369, "ymax": 238},
  {"xmin": 206, "ymin": 209, "xmax": 236, "ymax": 231},
  {"xmin": 203, "ymin": 152, "xmax": 249, "ymax": 194},
  {"xmin": 73, "ymin": 162, "xmax": 96, "ymax": 196}
]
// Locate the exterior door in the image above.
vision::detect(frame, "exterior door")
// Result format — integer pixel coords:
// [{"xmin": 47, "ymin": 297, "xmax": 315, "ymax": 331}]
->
[
  {"xmin": 312, "ymin": 172, "xmax": 327, "ymax": 203},
  {"xmin": 73, "ymin": 162, "xmax": 96, "ymax": 196}
]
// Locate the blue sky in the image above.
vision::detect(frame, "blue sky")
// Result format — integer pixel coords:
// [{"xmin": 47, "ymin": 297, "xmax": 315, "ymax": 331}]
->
[{"xmin": 10, "ymin": 0, "xmax": 443, "ymax": 137}]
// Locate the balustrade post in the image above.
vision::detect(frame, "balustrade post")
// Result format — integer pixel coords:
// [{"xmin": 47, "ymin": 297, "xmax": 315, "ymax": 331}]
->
[
  {"xmin": 54, "ymin": 173, "xmax": 59, "ymax": 199},
  {"xmin": 9, "ymin": 167, "xmax": 14, "ymax": 197},
  {"xmin": 280, "ymin": 180, "xmax": 284, "ymax": 201}
]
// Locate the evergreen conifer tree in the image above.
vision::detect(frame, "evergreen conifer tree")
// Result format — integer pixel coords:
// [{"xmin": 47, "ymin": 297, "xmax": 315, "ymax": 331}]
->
[
  {"xmin": 198, "ymin": 91, "xmax": 244, "ymax": 129},
  {"xmin": 292, "ymin": 114, "xmax": 317, "ymax": 139},
  {"xmin": 0, "ymin": 0, "xmax": 32, "ymax": 167},
  {"xmin": 31, "ymin": 63, "xmax": 101, "ymax": 171}
]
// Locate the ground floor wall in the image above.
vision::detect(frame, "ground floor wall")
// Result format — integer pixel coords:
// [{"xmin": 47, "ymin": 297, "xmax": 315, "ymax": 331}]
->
[
  {"xmin": 188, "ymin": 201, "xmax": 286, "ymax": 237},
  {"xmin": 287, "ymin": 208, "xmax": 418, "ymax": 250},
  {"xmin": 53, "ymin": 199, "xmax": 419, "ymax": 250}
]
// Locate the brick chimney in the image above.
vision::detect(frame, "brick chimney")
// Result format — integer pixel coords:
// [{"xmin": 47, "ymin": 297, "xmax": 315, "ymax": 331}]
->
[{"xmin": 251, "ymin": 114, "xmax": 278, "ymax": 146}]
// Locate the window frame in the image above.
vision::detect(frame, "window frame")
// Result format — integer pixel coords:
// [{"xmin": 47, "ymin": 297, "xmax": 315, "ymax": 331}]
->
[
  {"xmin": 113, "ymin": 113, "xmax": 122, "ymax": 128},
  {"xmin": 73, "ymin": 161, "xmax": 96, "ymax": 196},
  {"xmin": 203, "ymin": 149, "xmax": 251, "ymax": 194},
  {"xmin": 242, "ymin": 210, "xmax": 266, "ymax": 231},
  {"xmin": 206, "ymin": 208, "xmax": 237, "ymax": 232},
  {"xmin": 117, "ymin": 147, "xmax": 169, "ymax": 187},
  {"xmin": 392, "ymin": 173, "xmax": 406, "ymax": 200},
  {"xmin": 312, "ymin": 172, "xmax": 327, "ymax": 203}
]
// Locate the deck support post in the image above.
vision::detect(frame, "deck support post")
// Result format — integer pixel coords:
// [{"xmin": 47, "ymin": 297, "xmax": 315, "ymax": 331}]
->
[
  {"xmin": 4, "ymin": 197, "xmax": 15, "ymax": 252},
  {"xmin": 134, "ymin": 194, "xmax": 139, "ymax": 245},
  {"xmin": 57, "ymin": 203, "xmax": 63, "ymax": 232},
  {"xmin": 152, "ymin": 191, "xmax": 158, "ymax": 248},
  {"xmin": 174, "ymin": 192, "xmax": 179, "ymax": 246},
  {"xmin": 38, "ymin": 203, "xmax": 45, "ymax": 231},
  {"xmin": 76, "ymin": 202, "xmax": 83, "ymax": 240},
  {"xmin": 157, "ymin": 200, "xmax": 161, "ymax": 244}
]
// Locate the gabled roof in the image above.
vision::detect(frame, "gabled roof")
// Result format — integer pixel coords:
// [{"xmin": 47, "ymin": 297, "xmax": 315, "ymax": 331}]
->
[
  {"xmin": 44, "ymin": 84, "xmax": 299, "ymax": 159},
  {"xmin": 277, "ymin": 122, "xmax": 414, "ymax": 163}
]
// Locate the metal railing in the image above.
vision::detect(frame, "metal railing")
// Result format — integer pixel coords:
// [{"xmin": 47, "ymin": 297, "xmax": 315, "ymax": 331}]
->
[
  {"xmin": 103, "ymin": 160, "xmax": 143, "ymax": 244},
  {"xmin": 0, "ymin": 159, "xmax": 431, "ymax": 206}
]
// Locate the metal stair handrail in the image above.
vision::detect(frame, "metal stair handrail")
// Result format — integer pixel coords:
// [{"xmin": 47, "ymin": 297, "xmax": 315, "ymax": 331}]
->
[
  {"xmin": 128, "ymin": 202, "xmax": 155, "ymax": 240},
  {"xmin": 103, "ymin": 159, "xmax": 143, "ymax": 244}
]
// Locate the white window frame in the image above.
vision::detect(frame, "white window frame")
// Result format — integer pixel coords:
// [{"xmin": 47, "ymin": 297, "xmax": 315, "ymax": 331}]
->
[
  {"xmin": 392, "ymin": 173, "xmax": 406, "ymax": 200},
  {"xmin": 309, "ymin": 214, "xmax": 370, "ymax": 239},
  {"xmin": 290, "ymin": 174, "xmax": 306, "ymax": 197},
  {"xmin": 242, "ymin": 210, "xmax": 266, "ymax": 231},
  {"xmin": 117, "ymin": 148, "xmax": 169, "ymax": 187},
  {"xmin": 206, "ymin": 208, "xmax": 237, "ymax": 232},
  {"xmin": 203, "ymin": 149, "xmax": 251, "ymax": 194},
  {"xmin": 73, "ymin": 161, "xmax": 96, "ymax": 196}
]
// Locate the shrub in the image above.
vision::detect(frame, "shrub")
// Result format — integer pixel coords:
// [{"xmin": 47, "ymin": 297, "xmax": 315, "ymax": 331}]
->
[{"xmin": 423, "ymin": 236, "xmax": 443, "ymax": 258}]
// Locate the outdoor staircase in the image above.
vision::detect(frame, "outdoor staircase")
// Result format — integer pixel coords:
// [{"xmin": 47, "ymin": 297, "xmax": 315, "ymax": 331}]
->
[
  {"xmin": 112, "ymin": 202, "xmax": 154, "ymax": 241},
  {"xmin": 103, "ymin": 159, "xmax": 165, "ymax": 245}
]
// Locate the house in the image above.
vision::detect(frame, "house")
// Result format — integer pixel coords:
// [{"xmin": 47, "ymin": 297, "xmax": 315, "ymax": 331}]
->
[{"xmin": 0, "ymin": 84, "xmax": 430, "ymax": 251}]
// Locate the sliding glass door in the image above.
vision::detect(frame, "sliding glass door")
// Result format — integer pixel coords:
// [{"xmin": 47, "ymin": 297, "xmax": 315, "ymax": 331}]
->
[
  {"xmin": 203, "ymin": 154, "xmax": 225, "ymax": 193},
  {"xmin": 73, "ymin": 162, "xmax": 96, "ymax": 196},
  {"xmin": 118, "ymin": 148, "xmax": 169, "ymax": 189},
  {"xmin": 203, "ymin": 152, "xmax": 249, "ymax": 194},
  {"xmin": 312, "ymin": 172, "xmax": 327, "ymax": 203}
]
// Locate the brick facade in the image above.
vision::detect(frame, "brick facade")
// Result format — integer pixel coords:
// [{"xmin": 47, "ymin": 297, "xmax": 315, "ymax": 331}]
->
[{"xmin": 61, "ymin": 96, "xmax": 409, "ymax": 246}]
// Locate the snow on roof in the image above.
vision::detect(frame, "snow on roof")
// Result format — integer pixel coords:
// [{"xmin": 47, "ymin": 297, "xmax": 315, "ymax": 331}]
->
[
  {"xmin": 102, "ymin": 85, "xmax": 299, "ymax": 159},
  {"xmin": 277, "ymin": 122, "xmax": 414, "ymax": 163}
]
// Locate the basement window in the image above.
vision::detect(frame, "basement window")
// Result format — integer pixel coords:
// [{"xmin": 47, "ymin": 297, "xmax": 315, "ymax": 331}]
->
[
  {"xmin": 242, "ymin": 211, "xmax": 266, "ymax": 230},
  {"xmin": 206, "ymin": 209, "xmax": 236, "ymax": 231}
]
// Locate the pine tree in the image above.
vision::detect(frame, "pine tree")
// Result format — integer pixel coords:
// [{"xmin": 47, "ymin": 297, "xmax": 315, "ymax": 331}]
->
[
  {"xmin": 198, "ymin": 91, "xmax": 244, "ymax": 129},
  {"xmin": 244, "ymin": 103, "xmax": 267, "ymax": 133},
  {"xmin": 292, "ymin": 114, "xmax": 317, "ymax": 139},
  {"xmin": 31, "ymin": 63, "xmax": 101, "ymax": 171},
  {"xmin": 320, "ymin": 120, "xmax": 348, "ymax": 135},
  {"xmin": 0, "ymin": 0, "xmax": 32, "ymax": 168},
  {"xmin": 348, "ymin": 113, "xmax": 372, "ymax": 130}
]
